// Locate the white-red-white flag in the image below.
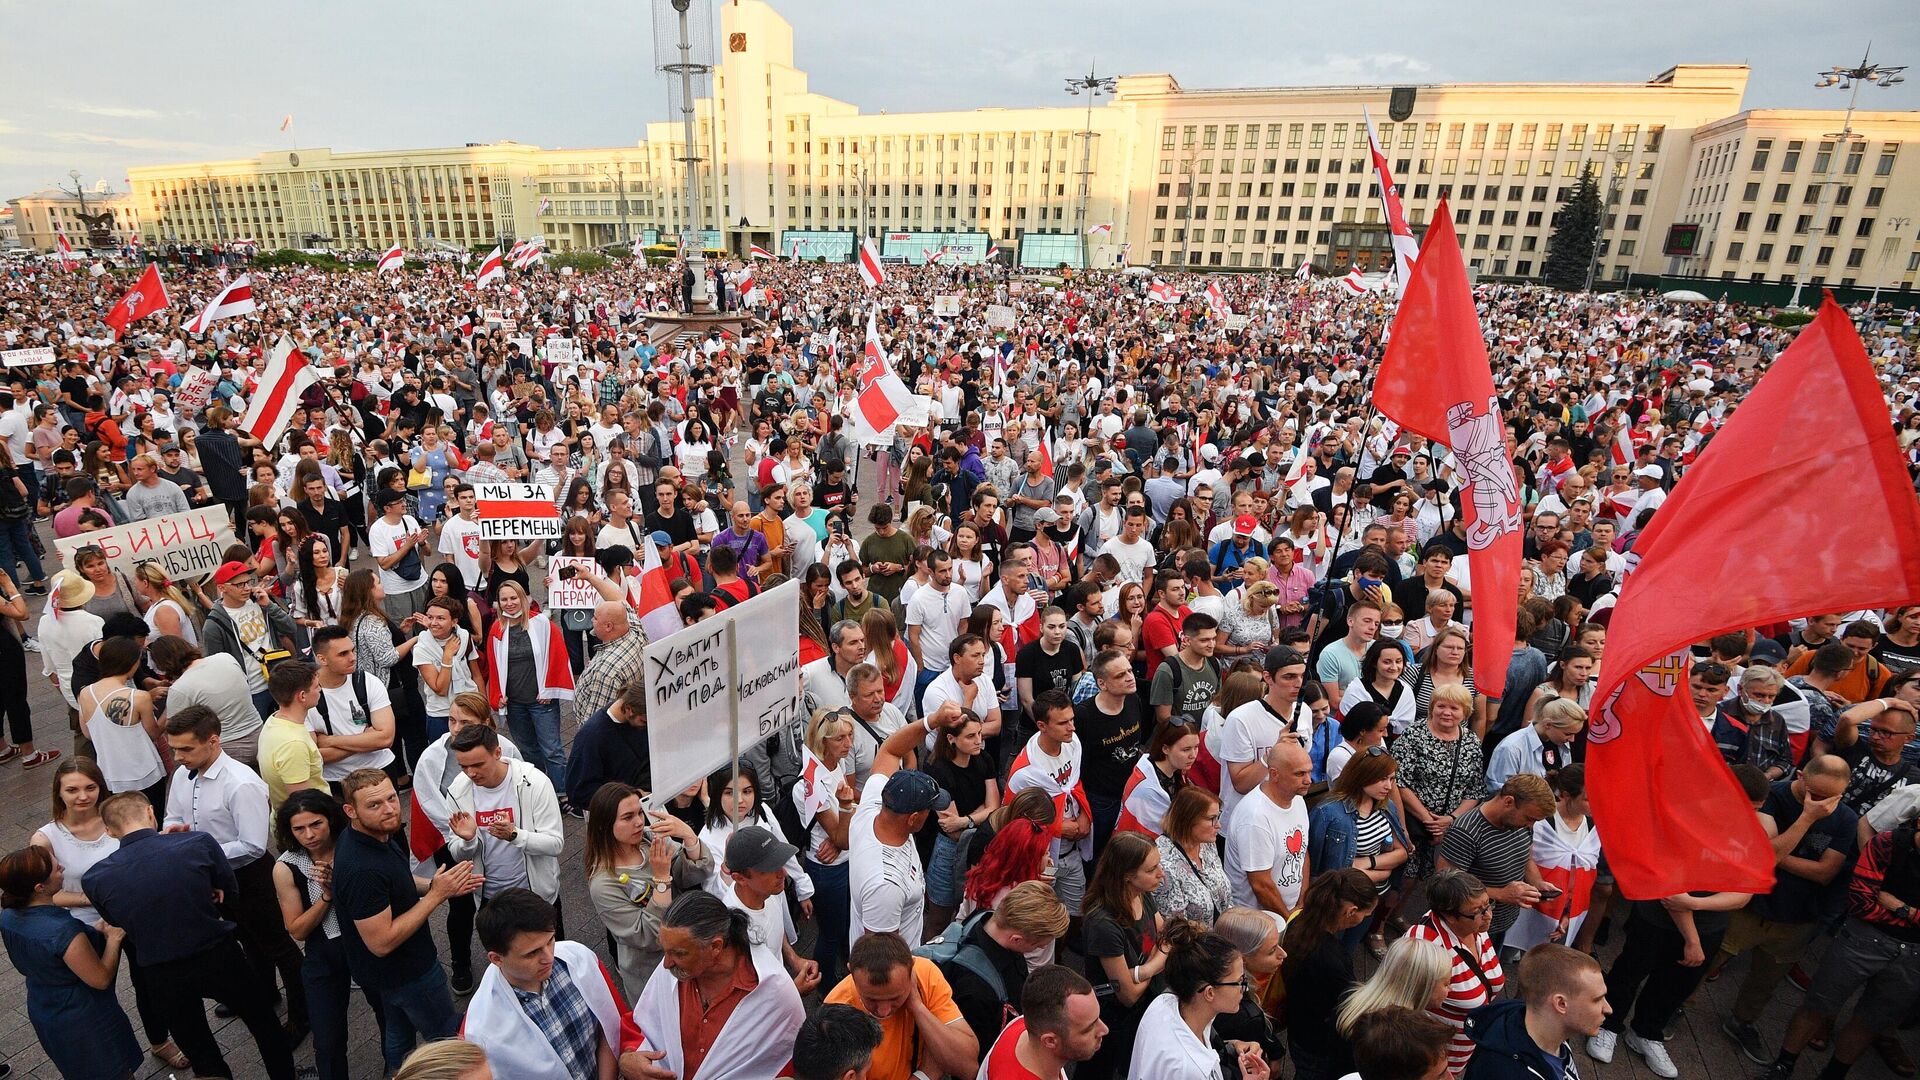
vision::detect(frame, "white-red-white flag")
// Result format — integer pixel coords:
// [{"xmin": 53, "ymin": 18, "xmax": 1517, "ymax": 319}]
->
[
  {"xmin": 239, "ymin": 335, "xmax": 318, "ymax": 448},
  {"xmin": 1363, "ymin": 106, "xmax": 1419, "ymax": 298},
  {"xmin": 377, "ymin": 245, "xmax": 404, "ymax": 273},
  {"xmin": 1086, "ymin": 222, "xmax": 1113, "ymax": 236},
  {"xmin": 1339, "ymin": 266, "xmax": 1371, "ymax": 296},
  {"xmin": 1294, "ymin": 261, "xmax": 1313, "ymax": 282},
  {"xmin": 55, "ymin": 234, "xmax": 74, "ymax": 268},
  {"xmin": 1609, "ymin": 422, "xmax": 1636, "ymax": 469},
  {"xmin": 635, "ymin": 534, "xmax": 686, "ymax": 643},
  {"xmin": 1206, "ymin": 281, "xmax": 1229, "ymax": 319},
  {"xmin": 509, "ymin": 235, "xmax": 546, "ymax": 270},
  {"xmin": 475, "ymin": 246, "xmax": 505, "ymax": 287},
  {"xmin": 1148, "ymin": 281, "xmax": 1180, "ymax": 304},
  {"xmin": 749, "ymin": 244, "xmax": 773, "ymax": 260},
  {"xmin": 184, "ymin": 274, "xmax": 256, "ymax": 335},
  {"xmin": 986, "ymin": 242, "xmax": 1000, "ymax": 260},
  {"xmin": 858, "ymin": 237, "xmax": 886, "ymax": 289},
  {"xmin": 280, "ymin": 114, "xmax": 293, "ymax": 133},
  {"xmin": 851, "ymin": 313, "xmax": 914, "ymax": 444}
]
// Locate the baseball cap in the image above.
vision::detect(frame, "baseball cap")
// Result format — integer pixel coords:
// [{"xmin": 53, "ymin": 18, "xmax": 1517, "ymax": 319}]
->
[
  {"xmin": 1234, "ymin": 514, "xmax": 1259, "ymax": 536},
  {"xmin": 1199, "ymin": 443, "xmax": 1220, "ymax": 463},
  {"xmin": 214, "ymin": 561, "xmax": 254, "ymax": 585},
  {"xmin": 1032, "ymin": 507, "xmax": 1060, "ymax": 525},
  {"xmin": 649, "ymin": 530, "xmax": 673, "ymax": 548},
  {"xmin": 881, "ymin": 770, "xmax": 951, "ymax": 815},
  {"xmin": 724, "ymin": 825, "xmax": 798, "ymax": 875},
  {"xmin": 1633, "ymin": 465, "xmax": 1664, "ymax": 480},
  {"xmin": 1748, "ymin": 638, "xmax": 1789, "ymax": 667}
]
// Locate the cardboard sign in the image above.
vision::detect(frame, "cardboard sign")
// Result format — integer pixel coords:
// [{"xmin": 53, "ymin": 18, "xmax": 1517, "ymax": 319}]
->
[
  {"xmin": 985, "ymin": 305, "xmax": 1016, "ymax": 330},
  {"xmin": 56, "ymin": 506, "xmax": 238, "ymax": 583},
  {"xmin": 1225, "ymin": 314, "xmax": 1251, "ymax": 331},
  {"xmin": 2, "ymin": 347, "xmax": 55, "ymax": 368},
  {"xmin": 932, "ymin": 295, "xmax": 962, "ymax": 317},
  {"xmin": 474, "ymin": 482, "xmax": 560, "ymax": 540},
  {"xmin": 173, "ymin": 367, "xmax": 219, "ymax": 418},
  {"xmin": 547, "ymin": 555, "xmax": 601, "ymax": 610},
  {"xmin": 644, "ymin": 580, "xmax": 801, "ymax": 808}
]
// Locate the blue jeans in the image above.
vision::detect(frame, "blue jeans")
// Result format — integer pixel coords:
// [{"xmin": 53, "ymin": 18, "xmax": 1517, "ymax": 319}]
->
[
  {"xmin": 806, "ymin": 857, "xmax": 850, "ymax": 993},
  {"xmin": 1088, "ymin": 791, "xmax": 1122, "ymax": 858},
  {"xmin": 507, "ymin": 699, "xmax": 566, "ymax": 792},
  {"xmin": 376, "ymin": 961, "xmax": 458, "ymax": 1072},
  {"xmin": 926, "ymin": 833, "xmax": 967, "ymax": 908},
  {"xmin": 303, "ymin": 933, "xmax": 384, "ymax": 1080},
  {"xmin": 0, "ymin": 515, "xmax": 43, "ymax": 585}
]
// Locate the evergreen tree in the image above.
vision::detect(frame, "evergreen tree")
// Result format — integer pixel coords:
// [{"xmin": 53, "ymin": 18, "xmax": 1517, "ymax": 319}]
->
[{"xmin": 1542, "ymin": 166, "xmax": 1603, "ymax": 290}]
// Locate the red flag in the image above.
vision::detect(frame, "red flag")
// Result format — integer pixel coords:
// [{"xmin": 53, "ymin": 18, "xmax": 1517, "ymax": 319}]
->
[
  {"xmin": 1370, "ymin": 200, "xmax": 1521, "ymax": 698},
  {"xmin": 103, "ymin": 263, "xmax": 169, "ymax": 339},
  {"xmin": 1588, "ymin": 296, "xmax": 1920, "ymax": 899}
]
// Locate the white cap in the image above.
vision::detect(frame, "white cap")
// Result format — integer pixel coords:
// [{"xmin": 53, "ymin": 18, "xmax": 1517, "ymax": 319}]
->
[
  {"xmin": 1634, "ymin": 465, "xmax": 1664, "ymax": 480},
  {"xmin": 1199, "ymin": 443, "xmax": 1220, "ymax": 463}
]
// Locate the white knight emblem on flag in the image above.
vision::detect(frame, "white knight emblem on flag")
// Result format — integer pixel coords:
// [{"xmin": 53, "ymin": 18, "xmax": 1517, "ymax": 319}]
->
[
  {"xmin": 123, "ymin": 291, "xmax": 143, "ymax": 314},
  {"xmin": 1445, "ymin": 397, "xmax": 1521, "ymax": 550}
]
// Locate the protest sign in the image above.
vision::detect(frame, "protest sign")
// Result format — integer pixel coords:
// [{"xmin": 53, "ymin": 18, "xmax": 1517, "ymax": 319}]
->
[
  {"xmin": 986, "ymin": 305, "xmax": 1016, "ymax": 330},
  {"xmin": 932, "ymin": 295, "xmax": 962, "ymax": 317},
  {"xmin": 2, "ymin": 347, "xmax": 55, "ymax": 368},
  {"xmin": 546, "ymin": 556, "xmax": 601, "ymax": 610},
  {"xmin": 174, "ymin": 366, "xmax": 219, "ymax": 417},
  {"xmin": 644, "ymin": 580, "xmax": 801, "ymax": 807},
  {"xmin": 474, "ymin": 482, "xmax": 560, "ymax": 540},
  {"xmin": 55, "ymin": 506, "xmax": 237, "ymax": 583},
  {"xmin": 545, "ymin": 339, "xmax": 581, "ymax": 366}
]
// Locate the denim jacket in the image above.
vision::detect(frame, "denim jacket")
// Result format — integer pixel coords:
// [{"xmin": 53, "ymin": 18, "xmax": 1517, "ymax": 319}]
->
[{"xmin": 1308, "ymin": 795, "xmax": 1410, "ymax": 878}]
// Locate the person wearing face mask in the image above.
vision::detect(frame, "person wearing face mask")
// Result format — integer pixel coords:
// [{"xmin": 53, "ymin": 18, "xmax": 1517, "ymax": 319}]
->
[{"xmin": 1711, "ymin": 665, "xmax": 1794, "ymax": 782}]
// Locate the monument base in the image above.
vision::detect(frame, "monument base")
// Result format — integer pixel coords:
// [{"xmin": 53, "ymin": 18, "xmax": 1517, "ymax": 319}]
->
[{"xmin": 641, "ymin": 309, "xmax": 762, "ymax": 351}]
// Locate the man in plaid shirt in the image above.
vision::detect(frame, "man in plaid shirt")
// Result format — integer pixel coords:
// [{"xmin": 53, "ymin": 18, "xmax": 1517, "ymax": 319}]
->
[{"xmin": 465, "ymin": 888, "xmax": 640, "ymax": 1077}]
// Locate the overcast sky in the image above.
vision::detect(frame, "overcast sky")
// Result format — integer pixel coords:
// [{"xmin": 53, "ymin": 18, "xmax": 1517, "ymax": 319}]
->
[{"xmin": 4, "ymin": 0, "xmax": 1914, "ymax": 204}]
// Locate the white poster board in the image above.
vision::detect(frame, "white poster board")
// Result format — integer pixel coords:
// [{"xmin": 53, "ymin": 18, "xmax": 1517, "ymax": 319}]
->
[
  {"xmin": 174, "ymin": 367, "xmax": 219, "ymax": 418},
  {"xmin": 2, "ymin": 347, "xmax": 55, "ymax": 368},
  {"xmin": 932, "ymin": 295, "xmax": 962, "ymax": 317},
  {"xmin": 474, "ymin": 482, "xmax": 560, "ymax": 541},
  {"xmin": 985, "ymin": 304, "xmax": 1016, "ymax": 330},
  {"xmin": 545, "ymin": 339, "xmax": 581, "ymax": 366},
  {"xmin": 546, "ymin": 555, "xmax": 601, "ymax": 610},
  {"xmin": 899, "ymin": 395, "xmax": 932, "ymax": 429},
  {"xmin": 509, "ymin": 335, "xmax": 534, "ymax": 359},
  {"xmin": 55, "ymin": 506, "xmax": 238, "ymax": 583},
  {"xmin": 644, "ymin": 579, "xmax": 801, "ymax": 807}
]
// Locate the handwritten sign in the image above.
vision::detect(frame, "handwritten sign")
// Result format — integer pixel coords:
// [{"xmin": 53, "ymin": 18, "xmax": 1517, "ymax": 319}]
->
[
  {"xmin": 644, "ymin": 579, "xmax": 800, "ymax": 807},
  {"xmin": 545, "ymin": 339, "xmax": 581, "ymax": 366},
  {"xmin": 173, "ymin": 367, "xmax": 219, "ymax": 418},
  {"xmin": 55, "ymin": 506, "xmax": 237, "ymax": 583},
  {"xmin": 547, "ymin": 555, "xmax": 601, "ymax": 610},
  {"xmin": 473, "ymin": 482, "xmax": 560, "ymax": 541},
  {"xmin": 985, "ymin": 304, "xmax": 1016, "ymax": 330},
  {"xmin": 3, "ymin": 347, "xmax": 56, "ymax": 368},
  {"xmin": 1224, "ymin": 313, "xmax": 1251, "ymax": 331}
]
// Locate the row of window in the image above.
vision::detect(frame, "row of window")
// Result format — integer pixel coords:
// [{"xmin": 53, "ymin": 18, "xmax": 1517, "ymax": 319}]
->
[
  {"xmin": 1747, "ymin": 138, "xmax": 1898, "ymax": 176},
  {"xmin": 1727, "ymin": 211, "xmax": 1881, "ymax": 237},
  {"xmin": 1160, "ymin": 121, "xmax": 1664, "ymax": 154}
]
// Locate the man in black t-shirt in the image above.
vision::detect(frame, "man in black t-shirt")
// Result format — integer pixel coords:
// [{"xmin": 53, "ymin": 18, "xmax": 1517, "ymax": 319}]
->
[
  {"xmin": 333, "ymin": 769, "xmax": 482, "ymax": 1072},
  {"xmin": 1830, "ymin": 697, "xmax": 1920, "ymax": 817},
  {"xmin": 156, "ymin": 442, "xmax": 210, "ymax": 504},
  {"xmin": 298, "ymin": 474, "xmax": 351, "ymax": 563},
  {"xmin": 1073, "ymin": 648, "xmax": 1150, "ymax": 853}
]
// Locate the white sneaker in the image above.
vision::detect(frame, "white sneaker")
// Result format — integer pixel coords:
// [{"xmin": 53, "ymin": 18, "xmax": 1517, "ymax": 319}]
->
[
  {"xmin": 1587, "ymin": 1029, "xmax": 1619, "ymax": 1064},
  {"xmin": 1626, "ymin": 1031, "xmax": 1679, "ymax": 1078}
]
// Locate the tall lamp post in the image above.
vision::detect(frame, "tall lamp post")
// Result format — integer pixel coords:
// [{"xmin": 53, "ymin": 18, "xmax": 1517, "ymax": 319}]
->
[
  {"xmin": 1065, "ymin": 64, "xmax": 1116, "ymax": 271},
  {"xmin": 662, "ymin": 0, "xmax": 713, "ymax": 308},
  {"xmin": 1789, "ymin": 48, "xmax": 1906, "ymax": 309}
]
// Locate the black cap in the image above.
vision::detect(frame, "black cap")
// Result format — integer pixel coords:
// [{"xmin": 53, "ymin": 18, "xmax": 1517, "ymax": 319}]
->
[
  {"xmin": 724, "ymin": 825, "xmax": 798, "ymax": 874},
  {"xmin": 881, "ymin": 770, "xmax": 951, "ymax": 815}
]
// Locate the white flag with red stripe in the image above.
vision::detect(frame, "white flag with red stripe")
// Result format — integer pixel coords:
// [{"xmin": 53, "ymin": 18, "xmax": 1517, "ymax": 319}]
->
[
  {"xmin": 239, "ymin": 336, "xmax": 318, "ymax": 449},
  {"xmin": 1338, "ymin": 266, "xmax": 1373, "ymax": 296},
  {"xmin": 1086, "ymin": 222, "xmax": 1113, "ymax": 236},
  {"xmin": 635, "ymin": 534, "xmax": 686, "ymax": 643},
  {"xmin": 851, "ymin": 312, "xmax": 914, "ymax": 445},
  {"xmin": 184, "ymin": 274, "xmax": 256, "ymax": 335},
  {"xmin": 1205, "ymin": 281, "xmax": 1229, "ymax": 320},
  {"xmin": 749, "ymin": 244, "xmax": 773, "ymax": 260},
  {"xmin": 1609, "ymin": 422, "xmax": 1635, "ymax": 468},
  {"xmin": 1294, "ymin": 261, "xmax": 1313, "ymax": 282},
  {"xmin": 858, "ymin": 237, "xmax": 886, "ymax": 289},
  {"xmin": 55, "ymin": 234, "xmax": 74, "ymax": 268},
  {"xmin": 376, "ymin": 245, "xmax": 404, "ymax": 273},
  {"xmin": 475, "ymin": 246, "xmax": 505, "ymax": 287},
  {"xmin": 1363, "ymin": 106, "xmax": 1420, "ymax": 297}
]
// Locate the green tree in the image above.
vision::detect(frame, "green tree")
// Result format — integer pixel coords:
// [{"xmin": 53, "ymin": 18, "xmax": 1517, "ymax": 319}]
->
[{"xmin": 1542, "ymin": 166, "xmax": 1603, "ymax": 290}]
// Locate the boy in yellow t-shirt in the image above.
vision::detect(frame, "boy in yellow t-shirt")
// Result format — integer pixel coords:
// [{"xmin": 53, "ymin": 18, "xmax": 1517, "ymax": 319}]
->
[{"xmin": 259, "ymin": 659, "xmax": 327, "ymax": 812}]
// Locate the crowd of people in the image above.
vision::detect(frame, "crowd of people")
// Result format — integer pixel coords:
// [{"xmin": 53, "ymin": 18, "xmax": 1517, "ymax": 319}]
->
[{"xmin": 0, "ymin": 248, "xmax": 1917, "ymax": 1080}]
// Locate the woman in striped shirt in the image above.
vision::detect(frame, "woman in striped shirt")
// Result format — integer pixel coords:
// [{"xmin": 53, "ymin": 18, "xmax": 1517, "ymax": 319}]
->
[{"xmin": 1405, "ymin": 869, "xmax": 1505, "ymax": 1074}]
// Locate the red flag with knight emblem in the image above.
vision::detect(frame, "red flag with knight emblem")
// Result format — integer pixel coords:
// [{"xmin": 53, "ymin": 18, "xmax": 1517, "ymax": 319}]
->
[
  {"xmin": 103, "ymin": 263, "xmax": 169, "ymax": 339},
  {"xmin": 1370, "ymin": 200, "xmax": 1522, "ymax": 698},
  {"xmin": 1587, "ymin": 296, "xmax": 1920, "ymax": 898}
]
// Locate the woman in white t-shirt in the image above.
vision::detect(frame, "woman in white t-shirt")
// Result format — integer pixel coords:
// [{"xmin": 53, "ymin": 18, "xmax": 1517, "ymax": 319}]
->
[
  {"xmin": 792, "ymin": 711, "xmax": 855, "ymax": 990},
  {"xmin": 413, "ymin": 596, "xmax": 483, "ymax": 741}
]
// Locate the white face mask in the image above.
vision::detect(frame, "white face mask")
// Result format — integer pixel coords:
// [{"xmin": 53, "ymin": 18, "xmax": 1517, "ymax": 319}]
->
[{"xmin": 1379, "ymin": 624, "xmax": 1404, "ymax": 639}]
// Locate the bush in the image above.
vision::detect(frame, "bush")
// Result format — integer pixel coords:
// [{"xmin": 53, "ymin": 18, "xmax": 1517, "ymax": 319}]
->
[
  {"xmin": 1768, "ymin": 310, "xmax": 1816, "ymax": 328},
  {"xmin": 549, "ymin": 251, "xmax": 611, "ymax": 274},
  {"xmin": 252, "ymin": 249, "xmax": 349, "ymax": 272}
]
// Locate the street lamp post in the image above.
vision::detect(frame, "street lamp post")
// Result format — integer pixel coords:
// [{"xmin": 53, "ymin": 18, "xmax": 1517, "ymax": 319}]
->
[
  {"xmin": 599, "ymin": 163, "xmax": 633, "ymax": 248},
  {"xmin": 203, "ymin": 168, "xmax": 227, "ymax": 245},
  {"xmin": 1065, "ymin": 63, "xmax": 1116, "ymax": 271},
  {"xmin": 663, "ymin": 0, "xmax": 712, "ymax": 308},
  {"xmin": 1789, "ymin": 48, "xmax": 1906, "ymax": 309}
]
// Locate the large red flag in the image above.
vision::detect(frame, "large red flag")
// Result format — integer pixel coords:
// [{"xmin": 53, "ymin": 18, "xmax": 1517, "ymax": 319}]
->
[
  {"xmin": 1370, "ymin": 200, "xmax": 1522, "ymax": 698},
  {"xmin": 1589, "ymin": 295, "xmax": 1920, "ymax": 899},
  {"xmin": 102, "ymin": 263, "xmax": 169, "ymax": 339}
]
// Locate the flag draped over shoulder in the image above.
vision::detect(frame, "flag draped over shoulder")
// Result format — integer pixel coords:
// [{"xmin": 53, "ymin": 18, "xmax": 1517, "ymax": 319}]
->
[
  {"xmin": 1587, "ymin": 295, "xmax": 1920, "ymax": 899},
  {"xmin": 1370, "ymin": 201, "xmax": 1522, "ymax": 698}
]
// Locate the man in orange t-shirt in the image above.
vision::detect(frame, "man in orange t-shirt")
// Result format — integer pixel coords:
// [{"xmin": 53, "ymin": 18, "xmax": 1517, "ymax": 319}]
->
[{"xmin": 823, "ymin": 933, "xmax": 977, "ymax": 1080}]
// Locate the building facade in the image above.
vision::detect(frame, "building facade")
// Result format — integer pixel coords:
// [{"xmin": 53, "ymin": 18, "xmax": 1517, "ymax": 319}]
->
[
  {"xmin": 110, "ymin": 1, "xmax": 1917, "ymax": 290},
  {"xmin": 7, "ymin": 187, "xmax": 141, "ymax": 253}
]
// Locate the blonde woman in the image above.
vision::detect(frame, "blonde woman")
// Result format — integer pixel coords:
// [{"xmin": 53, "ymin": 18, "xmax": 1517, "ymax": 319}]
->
[
  {"xmin": 793, "ymin": 708, "xmax": 857, "ymax": 990},
  {"xmin": 133, "ymin": 561, "xmax": 201, "ymax": 647},
  {"xmin": 1334, "ymin": 935, "xmax": 1454, "ymax": 1038}
]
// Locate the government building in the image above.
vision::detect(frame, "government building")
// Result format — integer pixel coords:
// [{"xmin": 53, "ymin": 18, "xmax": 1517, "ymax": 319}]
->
[{"xmin": 102, "ymin": 0, "xmax": 1918, "ymax": 292}]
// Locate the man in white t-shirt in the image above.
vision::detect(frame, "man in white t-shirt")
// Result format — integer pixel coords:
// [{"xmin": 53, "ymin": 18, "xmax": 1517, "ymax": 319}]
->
[
  {"xmin": 367, "ymin": 488, "xmax": 430, "ymax": 624},
  {"xmin": 1218, "ymin": 646, "xmax": 1313, "ymax": 824},
  {"xmin": 1104, "ymin": 506, "xmax": 1156, "ymax": 587},
  {"xmin": 920, "ymin": 634, "xmax": 1003, "ymax": 743},
  {"xmin": 1225, "ymin": 740, "xmax": 1313, "ymax": 920},
  {"xmin": 905, "ymin": 552, "xmax": 967, "ymax": 679},
  {"xmin": 305, "ymin": 627, "xmax": 397, "ymax": 782},
  {"xmin": 437, "ymin": 483, "xmax": 483, "ymax": 590},
  {"xmin": 446, "ymin": 723, "xmax": 565, "ymax": 908},
  {"xmin": 719, "ymin": 826, "xmax": 822, "ymax": 996},
  {"xmin": 849, "ymin": 706, "xmax": 964, "ymax": 951}
]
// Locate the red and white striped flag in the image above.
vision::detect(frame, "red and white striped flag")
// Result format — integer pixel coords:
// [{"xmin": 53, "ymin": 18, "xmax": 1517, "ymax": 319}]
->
[
  {"xmin": 790, "ymin": 239, "xmax": 803, "ymax": 261},
  {"xmin": 376, "ymin": 244, "xmax": 404, "ymax": 273},
  {"xmin": 1147, "ymin": 281, "xmax": 1180, "ymax": 304},
  {"xmin": 1205, "ymin": 281, "xmax": 1229, "ymax": 319},
  {"xmin": 851, "ymin": 312, "xmax": 914, "ymax": 444},
  {"xmin": 1294, "ymin": 261, "xmax": 1313, "ymax": 282},
  {"xmin": 1363, "ymin": 106, "xmax": 1420, "ymax": 298},
  {"xmin": 986, "ymin": 242, "xmax": 1000, "ymax": 260},
  {"xmin": 279, "ymin": 114, "xmax": 293, "ymax": 133},
  {"xmin": 510, "ymin": 235, "xmax": 546, "ymax": 270},
  {"xmin": 55, "ymin": 234, "xmax": 74, "ymax": 268},
  {"xmin": 239, "ymin": 336, "xmax": 318, "ymax": 448},
  {"xmin": 1609, "ymin": 422, "xmax": 1636, "ymax": 468},
  {"xmin": 474, "ymin": 246, "xmax": 505, "ymax": 287},
  {"xmin": 537, "ymin": 197, "xmax": 551, "ymax": 216},
  {"xmin": 635, "ymin": 534, "xmax": 686, "ymax": 643},
  {"xmin": 1086, "ymin": 222, "xmax": 1113, "ymax": 236},
  {"xmin": 1338, "ymin": 266, "xmax": 1371, "ymax": 296},
  {"xmin": 858, "ymin": 237, "xmax": 886, "ymax": 289},
  {"xmin": 184, "ymin": 274, "xmax": 256, "ymax": 335},
  {"xmin": 749, "ymin": 244, "xmax": 773, "ymax": 260}
]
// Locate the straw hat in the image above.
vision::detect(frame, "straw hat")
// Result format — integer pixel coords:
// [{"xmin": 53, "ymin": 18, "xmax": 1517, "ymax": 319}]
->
[{"xmin": 49, "ymin": 570, "xmax": 95, "ymax": 611}]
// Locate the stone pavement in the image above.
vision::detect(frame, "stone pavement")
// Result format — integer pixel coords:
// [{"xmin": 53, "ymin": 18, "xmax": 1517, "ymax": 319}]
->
[{"xmin": 0, "ymin": 496, "xmax": 1910, "ymax": 1077}]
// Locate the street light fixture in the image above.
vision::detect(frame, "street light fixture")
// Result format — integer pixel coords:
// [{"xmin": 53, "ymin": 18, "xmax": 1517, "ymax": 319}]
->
[
  {"xmin": 1065, "ymin": 63, "xmax": 1117, "ymax": 271},
  {"xmin": 1789, "ymin": 47, "xmax": 1907, "ymax": 309}
]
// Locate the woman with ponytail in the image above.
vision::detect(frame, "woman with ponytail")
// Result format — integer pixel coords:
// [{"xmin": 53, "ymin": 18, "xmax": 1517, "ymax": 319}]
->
[{"xmin": 0, "ymin": 845, "xmax": 142, "ymax": 1078}]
